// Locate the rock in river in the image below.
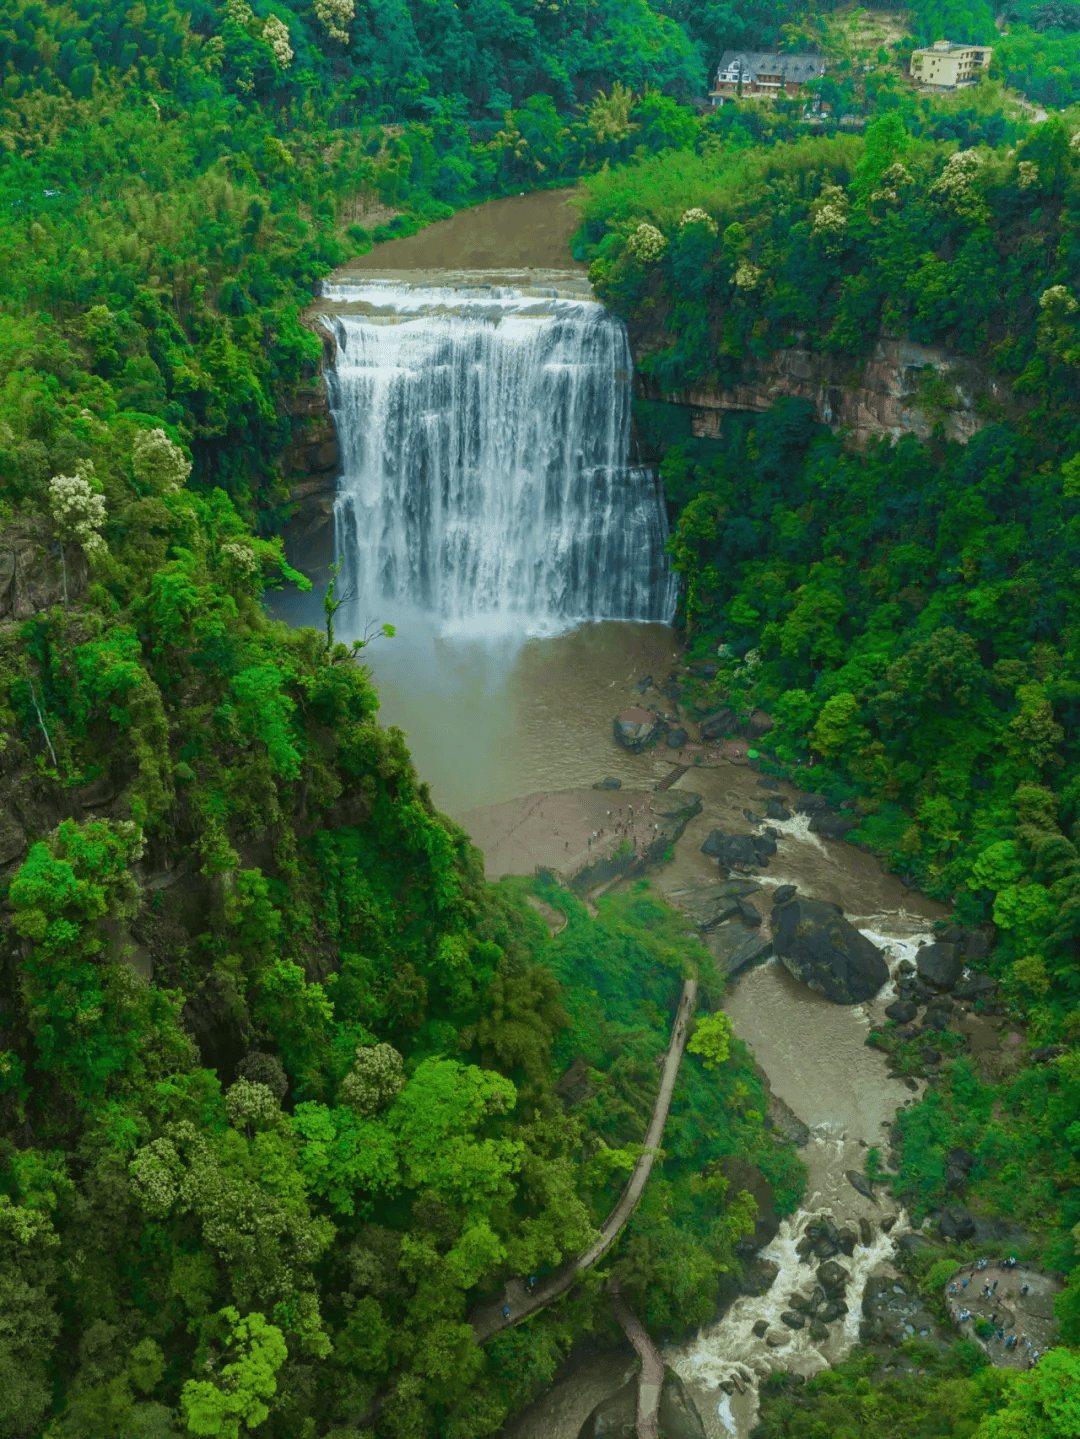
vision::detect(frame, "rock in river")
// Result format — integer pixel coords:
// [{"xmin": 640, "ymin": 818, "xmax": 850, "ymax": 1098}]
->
[
  {"xmin": 707, "ymin": 924, "xmax": 772, "ymax": 978},
  {"xmin": 772, "ymin": 896, "xmax": 889, "ymax": 1003},
  {"xmin": 613, "ymin": 707, "xmax": 661, "ymax": 752},
  {"xmin": 916, "ymin": 941, "xmax": 963, "ymax": 991},
  {"xmin": 845, "ymin": 1169, "xmax": 877, "ymax": 1202},
  {"xmin": 885, "ymin": 999, "xmax": 917, "ymax": 1024},
  {"xmin": 817, "ymin": 1260, "xmax": 850, "ymax": 1297},
  {"xmin": 809, "ymin": 811, "xmax": 858, "ymax": 841},
  {"xmin": 700, "ymin": 831, "xmax": 762, "ymax": 869},
  {"xmin": 672, "ymin": 879, "xmax": 759, "ymax": 930}
]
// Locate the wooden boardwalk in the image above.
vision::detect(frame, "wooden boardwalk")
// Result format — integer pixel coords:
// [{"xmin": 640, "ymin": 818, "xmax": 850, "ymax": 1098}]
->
[{"xmin": 470, "ymin": 976, "xmax": 698, "ymax": 1344}]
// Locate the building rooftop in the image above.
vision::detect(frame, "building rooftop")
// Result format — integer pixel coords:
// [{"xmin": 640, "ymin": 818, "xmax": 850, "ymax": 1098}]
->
[
  {"xmin": 917, "ymin": 39, "xmax": 990, "ymax": 51},
  {"xmin": 714, "ymin": 50, "xmax": 827, "ymax": 84}
]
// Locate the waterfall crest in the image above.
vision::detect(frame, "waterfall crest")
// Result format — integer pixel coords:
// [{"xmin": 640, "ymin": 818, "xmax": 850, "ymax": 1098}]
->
[{"xmin": 320, "ymin": 278, "xmax": 677, "ymax": 636}]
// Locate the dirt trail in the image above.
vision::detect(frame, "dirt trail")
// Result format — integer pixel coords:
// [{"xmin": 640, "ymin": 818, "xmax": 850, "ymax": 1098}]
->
[{"xmin": 471, "ymin": 977, "xmax": 698, "ymax": 1344}]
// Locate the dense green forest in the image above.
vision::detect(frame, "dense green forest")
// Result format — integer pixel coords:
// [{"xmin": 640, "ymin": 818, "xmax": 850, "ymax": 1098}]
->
[
  {"xmin": 5, "ymin": 0, "xmax": 1080, "ymax": 1433},
  {"xmin": 0, "ymin": 0, "xmax": 826, "ymax": 1434}
]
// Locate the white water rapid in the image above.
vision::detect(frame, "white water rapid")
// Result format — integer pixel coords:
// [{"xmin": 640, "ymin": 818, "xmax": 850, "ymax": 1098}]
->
[{"xmin": 318, "ymin": 277, "xmax": 677, "ymax": 637}]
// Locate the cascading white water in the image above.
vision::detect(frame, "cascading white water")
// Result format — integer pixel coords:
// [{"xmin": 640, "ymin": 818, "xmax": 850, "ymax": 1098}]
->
[{"xmin": 319, "ymin": 278, "xmax": 678, "ymax": 635}]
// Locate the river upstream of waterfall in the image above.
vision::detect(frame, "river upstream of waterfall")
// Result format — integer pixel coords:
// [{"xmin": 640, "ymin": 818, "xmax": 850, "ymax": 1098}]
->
[{"xmin": 271, "ymin": 194, "xmax": 953, "ymax": 1439}]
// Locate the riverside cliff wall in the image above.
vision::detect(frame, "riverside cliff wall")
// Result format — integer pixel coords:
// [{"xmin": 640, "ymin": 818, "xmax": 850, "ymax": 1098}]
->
[
  {"xmin": 280, "ymin": 319, "xmax": 339, "ymax": 569},
  {"xmin": 633, "ymin": 332, "xmax": 1018, "ymax": 448}
]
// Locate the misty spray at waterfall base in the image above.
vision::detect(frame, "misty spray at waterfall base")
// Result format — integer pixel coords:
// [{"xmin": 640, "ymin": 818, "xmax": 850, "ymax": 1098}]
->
[{"xmin": 313, "ymin": 277, "xmax": 679, "ymax": 813}]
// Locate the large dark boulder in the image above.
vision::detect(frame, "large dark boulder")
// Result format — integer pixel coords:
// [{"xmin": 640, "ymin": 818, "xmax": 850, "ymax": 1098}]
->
[
  {"xmin": 885, "ymin": 999, "xmax": 917, "ymax": 1024},
  {"xmin": 938, "ymin": 1209, "xmax": 976, "ymax": 1241},
  {"xmin": 794, "ymin": 794, "xmax": 830, "ymax": 815},
  {"xmin": 845, "ymin": 1170, "xmax": 876, "ymax": 1202},
  {"xmin": 766, "ymin": 797, "xmax": 793, "ymax": 821},
  {"xmin": 772, "ymin": 884, "xmax": 797, "ymax": 906},
  {"xmin": 817, "ymin": 1260, "xmax": 850, "ymax": 1297},
  {"xmin": 736, "ymin": 897, "xmax": 762, "ymax": 926},
  {"xmin": 613, "ymin": 707, "xmax": 661, "ymax": 753},
  {"xmin": 773, "ymin": 898, "xmax": 889, "ymax": 1004},
  {"xmin": 922, "ymin": 1004, "xmax": 953, "ymax": 1031},
  {"xmin": 723, "ymin": 834, "xmax": 761, "ymax": 868},
  {"xmin": 810, "ymin": 811, "xmax": 858, "ymax": 841},
  {"xmin": 917, "ymin": 941, "xmax": 963, "ymax": 991},
  {"xmin": 953, "ymin": 972, "xmax": 997, "ymax": 1002},
  {"xmin": 658, "ymin": 1370, "xmax": 707, "ymax": 1439},
  {"xmin": 746, "ymin": 709, "xmax": 774, "ymax": 739},
  {"xmin": 699, "ymin": 708, "xmax": 738, "ymax": 743},
  {"xmin": 666, "ymin": 727, "xmax": 689, "ymax": 748},
  {"xmin": 945, "ymin": 1147, "xmax": 976, "ymax": 1195},
  {"xmin": 703, "ymin": 832, "xmax": 762, "ymax": 869}
]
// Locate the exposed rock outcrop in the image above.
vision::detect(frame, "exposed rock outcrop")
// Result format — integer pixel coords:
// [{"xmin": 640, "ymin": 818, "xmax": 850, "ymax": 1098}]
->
[
  {"xmin": 279, "ymin": 320, "xmax": 340, "ymax": 569},
  {"xmin": 638, "ymin": 334, "xmax": 1016, "ymax": 449},
  {"xmin": 0, "ymin": 521, "xmax": 89, "ymax": 619}
]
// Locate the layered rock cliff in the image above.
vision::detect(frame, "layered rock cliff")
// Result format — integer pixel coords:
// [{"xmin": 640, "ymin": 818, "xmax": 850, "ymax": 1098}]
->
[
  {"xmin": 280, "ymin": 319, "xmax": 338, "ymax": 572},
  {"xmin": 636, "ymin": 334, "xmax": 1017, "ymax": 448}
]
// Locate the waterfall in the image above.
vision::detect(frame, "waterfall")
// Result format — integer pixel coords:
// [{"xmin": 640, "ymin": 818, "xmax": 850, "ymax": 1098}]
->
[{"xmin": 319, "ymin": 278, "xmax": 678, "ymax": 636}]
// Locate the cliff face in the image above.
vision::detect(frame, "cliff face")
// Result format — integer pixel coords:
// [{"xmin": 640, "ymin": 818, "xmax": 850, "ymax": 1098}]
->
[
  {"xmin": 635, "ymin": 333, "xmax": 1018, "ymax": 448},
  {"xmin": 280, "ymin": 319, "xmax": 338, "ymax": 573}
]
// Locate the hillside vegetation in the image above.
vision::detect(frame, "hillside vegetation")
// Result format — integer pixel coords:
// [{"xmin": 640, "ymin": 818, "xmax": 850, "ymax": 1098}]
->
[
  {"xmin": 0, "ymin": 0, "xmax": 824, "ymax": 1435},
  {"xmin": 4, "ymin": 0, "xmax": 1080, "ymax": 1434},
  {"xmin": 576, "ymin": 108, "xmax": 1080, "ymax": 1422}
]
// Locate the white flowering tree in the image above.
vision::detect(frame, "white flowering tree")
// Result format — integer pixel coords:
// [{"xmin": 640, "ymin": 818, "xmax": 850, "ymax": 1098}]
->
[
  {"xmin": 262, "ymin": 14, "xmax": 293, "ymax": 68},
  {"xmin": 929, "ymin": 149, "xmax": 987, "ymax": 222},
  {"xmin": 810, "ymin": 184, "xmax": 850, "ymax": 255},
  {"xmin": 338, "ymin": 1043, "xmax": 405, "ymax": 1115},
  {"xmin": 679, "ymin": 207, "xmax": 718, "ymax": 237},
  {"xmin": 132, "ymin": 427, "xmax": 191, "ymax": 494},
  {"xmin": 48, "ymin": 461, "xmax": 107, "ymax": 605},
  {"xmin": 626, "ymin": 222, "xmax": 667, "ymax": 264},
  {"xmin": 315, "ymin": 0, "xmax": 354, "ymax": 44}
]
